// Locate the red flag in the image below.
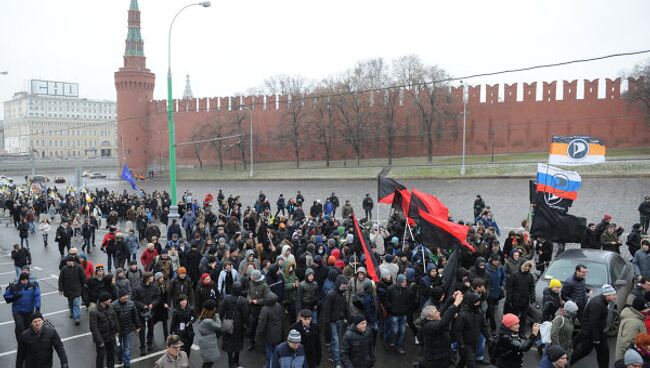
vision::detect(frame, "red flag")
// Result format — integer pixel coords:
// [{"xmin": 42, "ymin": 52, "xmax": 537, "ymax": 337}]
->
[
  {"xmin": 408, "ymin": 188, "xmax": 449, "ymax": 221},
  {"xmin": 418, "ymin": 209, "xmax": 474, "ymax": 252},
  {"xmin": 352, "ymin": 214, "xmax": 380, "ymax": 282},
  {"xmin": 392, "ymin": 189, "xmax": 415, "ymax": 226},
  {"xmin": 378, "ymin": 176, "xmax": 406, "ymax": 204}
]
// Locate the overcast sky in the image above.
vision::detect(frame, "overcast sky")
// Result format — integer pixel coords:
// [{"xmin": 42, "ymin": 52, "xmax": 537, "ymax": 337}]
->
[{"xmin": 1, "ymin": 0, "xmax": 649, "ymax": 116}]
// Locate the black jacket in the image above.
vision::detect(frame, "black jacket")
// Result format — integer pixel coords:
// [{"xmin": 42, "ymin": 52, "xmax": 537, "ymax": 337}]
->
[
  {"xmin": 541, "ymin": 288, "xmax": 561, "ymax": 322},
  {"xmin": 89, "ymin": 303, "xmax": 120, "ymax": 344},
  {"xmin": 289, "ymin": 320, "xmax": 322, "ymax": 368},
  {"xmin": 58, "ymin": 264, "xmax": 86, "ymax": 299},
  {"xmin": 580, "ymin": 294, "xmax": 610, "ymax": 339},
  {"xmin": 341, "ymin": 323, "xmax": 374, "ymax": 368},
  {"xmin": 453, "ymin": 294, "xmax": 489, "ymax": 348},
  {"xmin": 12, "ymin": 247, "xmax": 31, "ymax": 267},
  {"xmin": 561, "ymin": 274, "xmax": 589, "ymax": 311},
  {"xmin": 169, "ymin": 305, "xmax": 196, "ymax": 339},
  {"xmin": 112, "ymin": 299, "xmax": 140, "ymax": 335},
  {"xmin": 322, "ymin": 275, "xmax": 349, "ymax": 323},
  {"xmin": 386, "ymin": 283, "xmax": 413, "ymax": 316},
  {"xmin": 493, "ymin": 325, "xmax": 536, "ymax": 368},
  {"xmin": 419, "ymin": 304, "xmax": 459, "ymax": 365},
  {"xmin": 16, "ymin": 325, "xmax": 68, "ymax": 368},
  {"xmin": 255, "ymin": 292, "xmax": 284, "ymax": 345},
  {"xmin": 506, "ymin": 267, "xmax": 535, "ymax": 308},
  {"xmin": 133, "ymin": 282, "xmax": 161, "ymax": 312}
]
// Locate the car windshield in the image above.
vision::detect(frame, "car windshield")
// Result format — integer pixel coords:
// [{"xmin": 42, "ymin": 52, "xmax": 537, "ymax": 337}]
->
[{"xmin": 543, "ymin": 259, "xmax": 608, "ymax": 286}]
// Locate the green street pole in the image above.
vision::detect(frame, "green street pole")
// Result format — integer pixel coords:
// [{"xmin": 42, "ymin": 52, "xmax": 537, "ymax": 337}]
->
[{"xmin": 166, "ymin": 1, "xmax": 211, "ymax": 221}]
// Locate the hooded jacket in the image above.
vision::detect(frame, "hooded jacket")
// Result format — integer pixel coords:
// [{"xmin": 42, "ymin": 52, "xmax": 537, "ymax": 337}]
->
[
  {"xmin": 541, "ymin": 287, "xmax": 561, "ymax": 321},
  {"xmin": 341, "ymin": 323, "xmax": 374, "ymax": 368},
  {"xmin": 616, "ymin": 306, "xmax": 647, "ymax": 361},
  {"xmin": 297, "ymin": 268, "xmax": 319, "ymax": 310},
  {"xmin": 485, "ymin": 262, "xmax": 506, "ymax": 300},
  {"xmin": 255, "ymin": 292, "xmax": 284, "ymax": 345},
  {"xmin": 322, "ymin": 275, "xmax": 349, "ymax": 323},
  {"xmin": 89, "ymin": 302, "xmax": 119, "ymax": 344},
  {"xmin": 493, "ymin": 324, "xmax": 536, "ymax": 368},
  {"xmin": 550, "ymin": 312, "xmax": 575, "ymax": 357},
  {"xmin": 453, "ymin": 293, "xmax": 488, "ymax": 348},
  {"xmin": 505, "ymin": 261, "xmax": 535, "ymax": 308},
  {"xmin": 4, "ymin": 280, "xmax": 41, "ymax": 314}
]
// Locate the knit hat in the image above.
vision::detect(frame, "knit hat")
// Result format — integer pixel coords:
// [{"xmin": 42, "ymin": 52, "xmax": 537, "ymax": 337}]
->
[
  {"xmin": 118, "ymin": 289, "xmax": 129, "ymax": 297},
  {"xmin": 200, "ymin": 273, "xmax": 211, "ymax": 284},
  {"xmin": 385, "ymin": 254, "xmax": 394, "ymax": 263},
  {"xmin": 391, "ymin": 236, "xmax": 399, "ymax": 244},
  {"xmin": 251, "ymin": 270, "xmax": 264, "ymax": 282},
  {"xmin": 563, "ymin": 300, "xmax": 579, "ymax": 313},
  {"xmin": 314, "ymin": 255, "xmax": 322, "ymax": 264},
  {"xmin": 352, "ymin": 314, "xmax": 366, "ymax": 326},
  {"xmin": 177, "ymin": 267, "xmax": 187, "ymax": 274},
  {"xmin": 154, "ymin": 272, "xmax": 164, "ymax": 280},
  {"xmin": 549, "ymin": 279, "xmax": 562, "ymax": 289},
  {"xmin": 95, "ymin": 264, "xmax": 105, "ymax": 272},
  {"xmin": 601, "ymin": 284, "xmax": 616, "ymax": 296},
  {"xmin": 98, "ymin": 292, "xmax": 112, "ymax": 303},
  {"xmin": 502, "ymin": 313, "xmax": 520, "ymax": 328},
  {"xmin": 396, "ymin": 274, "xmax": 406, "ymax": 283},
  {"xmin": 603, "ymin": 214, "xmax": 613, "ymax": 221},
  {"xmin": 633, "ymin": 296, "xmax": 650, "ymax": 312},
  {"xmin": 19, "ymin": 273, "xmax": 30, "ymax": 281},
  {"xmin": 287, "ymin": 329, "xmax": 301, "ymax": 343},
  {"xmin": 30, "ymin": 311, "xmax": 44, "ymax": 323},
  {"xmin": 545, "ymin": 345, "xmax": 566, "ymax": 363},
  {"xmin": 335, "ymin": 260, "xmax": 345, "ymax": 270},
  {"xmin": 489, "ymin": 254, "xmax": 500, "ymax": 262},
  {"xmin": 624, "ymin": 349, "xmax": 644, "ymax": 365},
  {"xmin": 636, "ymin": 333, "xmax": 650, "ymax": 346},
  {"xmin": 328, "ymin": 256, "xmax": 336, "ymax": 265},
  {"xmin": 380, "ymin": 268, "xmax": 391, "ymax": 280}
]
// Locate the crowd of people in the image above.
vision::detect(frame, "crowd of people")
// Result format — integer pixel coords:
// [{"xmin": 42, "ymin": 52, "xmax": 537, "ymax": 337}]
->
[{"xmin": 2, "ymin": 184, "xmax": 650, "ymax": 368}]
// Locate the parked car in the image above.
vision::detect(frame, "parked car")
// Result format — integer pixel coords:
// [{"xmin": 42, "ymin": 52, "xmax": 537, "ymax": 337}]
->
[
  {"xmin": 534, "ymin": 248, "xmax": 633, "ymax": 336},
  {"xmin": 89, "ymin": 172, "xmax": 107, "ymax": 179},
  {"xmin": 54, "ymin": 177, "xmax": 66, "ymax": 184},
  {"xmin": 29, "ymin": 175, "xmax": 49, "ymax": 184},
  {"xmin": 81, "ymin": 171, "xmax": 90, "ymax": 177}
]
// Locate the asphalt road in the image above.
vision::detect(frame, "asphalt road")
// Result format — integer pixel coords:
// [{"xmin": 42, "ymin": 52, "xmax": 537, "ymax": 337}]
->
[{"xmin": 1, "ymin": 175, "xmax": 646, "ymax": 367}]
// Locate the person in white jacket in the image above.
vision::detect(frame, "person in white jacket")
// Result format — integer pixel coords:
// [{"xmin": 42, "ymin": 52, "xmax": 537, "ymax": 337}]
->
[
  {"xmin": 39, "ymin": 218, "xmax": 51, "ymax": 247},
  {"xmin": 217, "ymin": 261, "xmax": 241, "ymax": 297}
]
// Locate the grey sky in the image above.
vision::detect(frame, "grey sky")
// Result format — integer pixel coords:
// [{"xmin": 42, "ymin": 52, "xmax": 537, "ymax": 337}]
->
[{"xmin": 1, "ymin": 0, "xmax": 649, "ymax": 115}]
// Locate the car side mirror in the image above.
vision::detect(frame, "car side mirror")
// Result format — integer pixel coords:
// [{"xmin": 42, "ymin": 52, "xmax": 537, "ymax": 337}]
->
[
  {"xmin": 614, "ymin": 279, "xmax": 627, "ymax": 287},
  {"xmin": 543, "ymin": 274, "xmax": 552, "ymax": 280}
]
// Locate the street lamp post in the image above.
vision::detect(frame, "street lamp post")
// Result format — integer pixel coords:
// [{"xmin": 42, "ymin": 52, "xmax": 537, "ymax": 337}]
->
[
  {"xmin": 246, "ymin": 106, "xmax": 254, "ymax": 177},
  {"xmin": 460, "ymin": 81, "xmax": 468, "ymax": 176},
  {"xmin": 166, "ymin": 1, "xmax": 210, "ymax": 222}
]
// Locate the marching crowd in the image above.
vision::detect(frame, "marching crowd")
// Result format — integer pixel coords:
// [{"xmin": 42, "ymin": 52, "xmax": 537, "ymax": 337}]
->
[{"xmin": 2, "ymin": 185, "xmax": 650, "ymax": 368}]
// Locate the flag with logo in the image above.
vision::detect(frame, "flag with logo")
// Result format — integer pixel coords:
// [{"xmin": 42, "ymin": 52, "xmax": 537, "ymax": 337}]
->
[
  {"xmin": 530, "ymin": 199, "xmax": 587, "ymax": 243},
  {"xmin": 120, "ymin": 164, "xmax": 138, "ymax": 190},
  {"xmin": 529, "ymin": 180, "xmax": 573, "ymax": 213},
  {"xmin": 536, "ymin": 163, "xmax": 581, "ymax": 200},
  {"xmin": 549, "ymin": 136, "xmax": 606, "ymax": 166}
]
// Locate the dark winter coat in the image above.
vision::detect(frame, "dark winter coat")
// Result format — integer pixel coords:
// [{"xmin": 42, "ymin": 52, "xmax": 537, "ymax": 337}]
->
[
  {"xmin": 322, "ymin": 275, "xmax": 349, "ymax": 323},
  {"xmin": 340, "ymin": 324, "xmax": 374, "ymax": 368},
  {"xmin": 419, "ymin": 304, "xmax": 459, "ymax": 366},
  {"xmin": 386, "ymin": 283, "xmax": 413, "ymax": 316},
  {"xmin": 453, "ymin": 293, "xmax": 489, "ymax": 349},
  {"xmin": 16, "ymin": 325, "xmax": 68, "ymax": 368},
  {"xmin": 256, "ymin": 292, "xmax": 284, "ymax": 345},
  {"xmin": 270, "ymin": 342, "xmax": 308, "ymax": 368},
  {"xmin": 58, "ymin": 263, "xmax": 86, "ymax": 299},
  {"xmin": 89, "ymin": 303, "xmax": 120, "ymax": 344},
  {"xmin": 194, "ymin": 282, "xmax": 218, "ymax": 313},
  {"xmin": 579, "ymin": 294, "xmax": 609, "ymax": 339},
  {"xmin": 133, "ymin": 282, "xmax": 161, "ymax": 315},
  {"xmin": 296, "ymin": 278, "xmax": 319, "ymax": 311},
  {"xmin": 493, "ymin": 324, "xmax": 536, "ymax": 368},
  {"xmin": 12, "ymin": 247, "xmax": 31, "ymax": 268},
  {"xmin": 486, "ymin": 262, "xmax": 506, "ymax": 300},
  {"xmin": 541, "ymin": 287, "xmax": 561, "ymax": 321},
  {"xmin": 112, "ymin": 298, "xmax": 140, "ymax": 335},
  {"xmin": 167, "ymin": 275, "xmax": 193, "ymax": 308},
  {"xmin": 169, "ymin": 305, "xmax": 196, "ymax": 340},
  {"xmin": 505, "ymin": 263, "xmax": 535, "ymax": 308},
  {"xmin": 289, "ymin": 320, "xmax": 322, "ymax": 368},
  {"xmin": 219, "ymin": 292, "xmax": 249, "ymax": 352},
  {"xmin": 561, "ymin": 273, "xmax": 589, "ymax": 311}
]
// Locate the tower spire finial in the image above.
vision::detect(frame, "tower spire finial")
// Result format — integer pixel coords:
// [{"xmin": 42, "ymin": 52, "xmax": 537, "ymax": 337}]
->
[
  {"xmin": 124, "ymin": 0, "xmax": 145, "ymax": 66},
  {"xmin": 183, "ymin": 74, "xmax": 194, "ymax": 100}
]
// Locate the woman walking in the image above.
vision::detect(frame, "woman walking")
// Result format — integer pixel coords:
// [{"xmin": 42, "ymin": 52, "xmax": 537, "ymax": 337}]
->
[
  {"xmin": 39, "ymin": 218, "xmax": 51, "ymax": 247},
  {"xmin": 220, "ymin": 282, "xmax": 249, "ymax": 368},
  {"xmin": 197, "ymin": 299, "xmax": 222, "ymax": 368}
]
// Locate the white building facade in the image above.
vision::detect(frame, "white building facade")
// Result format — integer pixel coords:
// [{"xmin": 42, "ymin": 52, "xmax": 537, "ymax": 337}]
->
[{"xmin": 2, "ymin": 80, "xmax": 117, "ymax": 160}]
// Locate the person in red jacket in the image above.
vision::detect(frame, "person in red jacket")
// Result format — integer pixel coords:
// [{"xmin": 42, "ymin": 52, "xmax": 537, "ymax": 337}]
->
[
  {"xmin": 140, "ymin": 242, "xmax": 158, "ymax": 272},
  {"xmin": 79, "ymin": 255, "xmax": 94, "ymax": 280}
]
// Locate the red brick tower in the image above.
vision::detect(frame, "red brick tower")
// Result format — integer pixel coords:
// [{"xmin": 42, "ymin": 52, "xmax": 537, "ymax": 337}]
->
[{"xmin": 115, "ymin": 0, "xmax": 155, "ymax": 173}]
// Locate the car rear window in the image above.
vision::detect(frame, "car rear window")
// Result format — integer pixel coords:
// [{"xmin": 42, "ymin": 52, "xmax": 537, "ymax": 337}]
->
[{"xmin": 543, "ymin": 260, "xmax": 608, "ymax": 286}]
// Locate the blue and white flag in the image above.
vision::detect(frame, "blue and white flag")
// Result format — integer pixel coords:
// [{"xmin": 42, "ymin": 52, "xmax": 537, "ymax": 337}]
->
[
  {"xmin": 536, "ymin": 163, "xmax": 581, "ymax": 200},
  {"xmin": 120, "ymin": 164, "xmax": 138, "ymax": 190}
]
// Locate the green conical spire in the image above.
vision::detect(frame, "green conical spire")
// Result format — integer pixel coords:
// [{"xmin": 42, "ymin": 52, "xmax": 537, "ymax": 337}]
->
[
  {"xmin": 125, "ymin": 0, "xmax": 144, "ymax": 57},
  {"xmin": 130, "ymin": 0, "xmax": 139, "ymax": 10}
]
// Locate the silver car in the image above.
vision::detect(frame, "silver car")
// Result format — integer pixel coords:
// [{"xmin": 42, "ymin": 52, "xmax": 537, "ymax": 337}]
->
[{"xmin": 534, "ymin": 248, "xmax": 633, "ymax": 336}]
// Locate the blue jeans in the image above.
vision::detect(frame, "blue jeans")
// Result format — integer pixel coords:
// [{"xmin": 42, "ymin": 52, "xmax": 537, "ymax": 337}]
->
[
  {"xmin": 15, "ymin": 266, "xmax": 21, "ymax": 280},
  {"xmin": 389, "ymin": 315, "xmax": 407, "ymax": 348},
  {"xmin": 265, "ymin": 343, "xmax": 275, "ymax": 367},
  {"xmin": 311, "ymin": 309, "xmax": 318, "ymax": 324},
  {"xmin": 118, "ymin": 332, "xmax": 132, "ymax": 366},
  {"xmin": 107, "ymin": 254, "xmax": 118, "ymax": 272},
  {"xmin": 68, "ymin": 296, "xmax": 81, "ymax": 321},
  {"xmin": 476, "ymin": 333, "xmax": 485, "ymax": 359},
  {"xmin": 329, "ymin": 320, "xmax": 344, "ymax": 365},
  {"xmin": 20, "ymin": 237, "xmax": 29, "ymax": 248}
]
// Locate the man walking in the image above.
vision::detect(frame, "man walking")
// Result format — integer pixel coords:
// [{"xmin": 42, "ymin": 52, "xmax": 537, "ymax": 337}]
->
[
  {"xmin": 58, "ymin": 255, "xmax": 86, "ymax": 325},
  {"xmin": 16, "ymin": 312, "xmax": 69, "ymax": 368},
  {"xmin": 89, "ymin": 292, "xmax": 120, "ymax": 368},
  {"xmin": 113, "ymin": 290, "xmax": 140, "ymax": 367}
]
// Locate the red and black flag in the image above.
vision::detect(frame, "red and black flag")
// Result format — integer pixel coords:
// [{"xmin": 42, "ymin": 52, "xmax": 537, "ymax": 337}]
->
[
  {"xmin": 408, "ymin": 187, "xmax": 449, "ymax": 221},
  {"xmin": 377, "ymin": 176, "xmax": 406, "ymax": 204},
  {"xmin": 352, "ymin": 214, "xmax": 380, "ymax": 282},
  {"xmin": 418, "ymin": 209, "xmax": 474, "ymax": 253},
  {"xmin": 392, "ymin": 189, "xmax": 414, "ymax": 225}
]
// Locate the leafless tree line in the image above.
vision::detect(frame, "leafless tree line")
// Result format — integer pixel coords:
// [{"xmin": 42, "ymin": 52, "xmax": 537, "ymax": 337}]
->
[{"xmin": 189, "ymin": 55, "xmax": 460, "ymax": 169}]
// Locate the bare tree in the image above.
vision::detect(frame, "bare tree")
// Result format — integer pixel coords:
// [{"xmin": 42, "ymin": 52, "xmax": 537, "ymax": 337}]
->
[
  {"xmin": 206, "ymin": 115, "xmax": 228, "ymax": 170},
  {"xmin": 311, "ymin": 78, "xmax": 338, "ymax": 167},
  {"xmin": 379, "ymin": 89, "xmax": 401, "ymax": 165},
  {"xmin": 263, "ymin": 75, "xmax": 309, "ymax": 168},
  {"xmin": 228, "ymin": 105, "xmax": 248, "ymax": 170},
  {"xmin": 393, "ymin": 55, "xmax": 451, "ymax": 163},
  {"xmin": 623, "ymin": 62, "xmax": 650, "ymax": 125}
]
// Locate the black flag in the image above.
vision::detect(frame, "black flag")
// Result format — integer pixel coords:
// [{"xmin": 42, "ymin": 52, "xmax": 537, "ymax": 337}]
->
[
  {"xmin": 530, "ymin": 200, "xmax": 586, "ymax": 243},
  {"xmin": 529, "ymin": 180, "xmax": 573, "ymax": 214},
  {"xmin": 378, "ymin": 176, "xmax": 406, "ymax": 204}
]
